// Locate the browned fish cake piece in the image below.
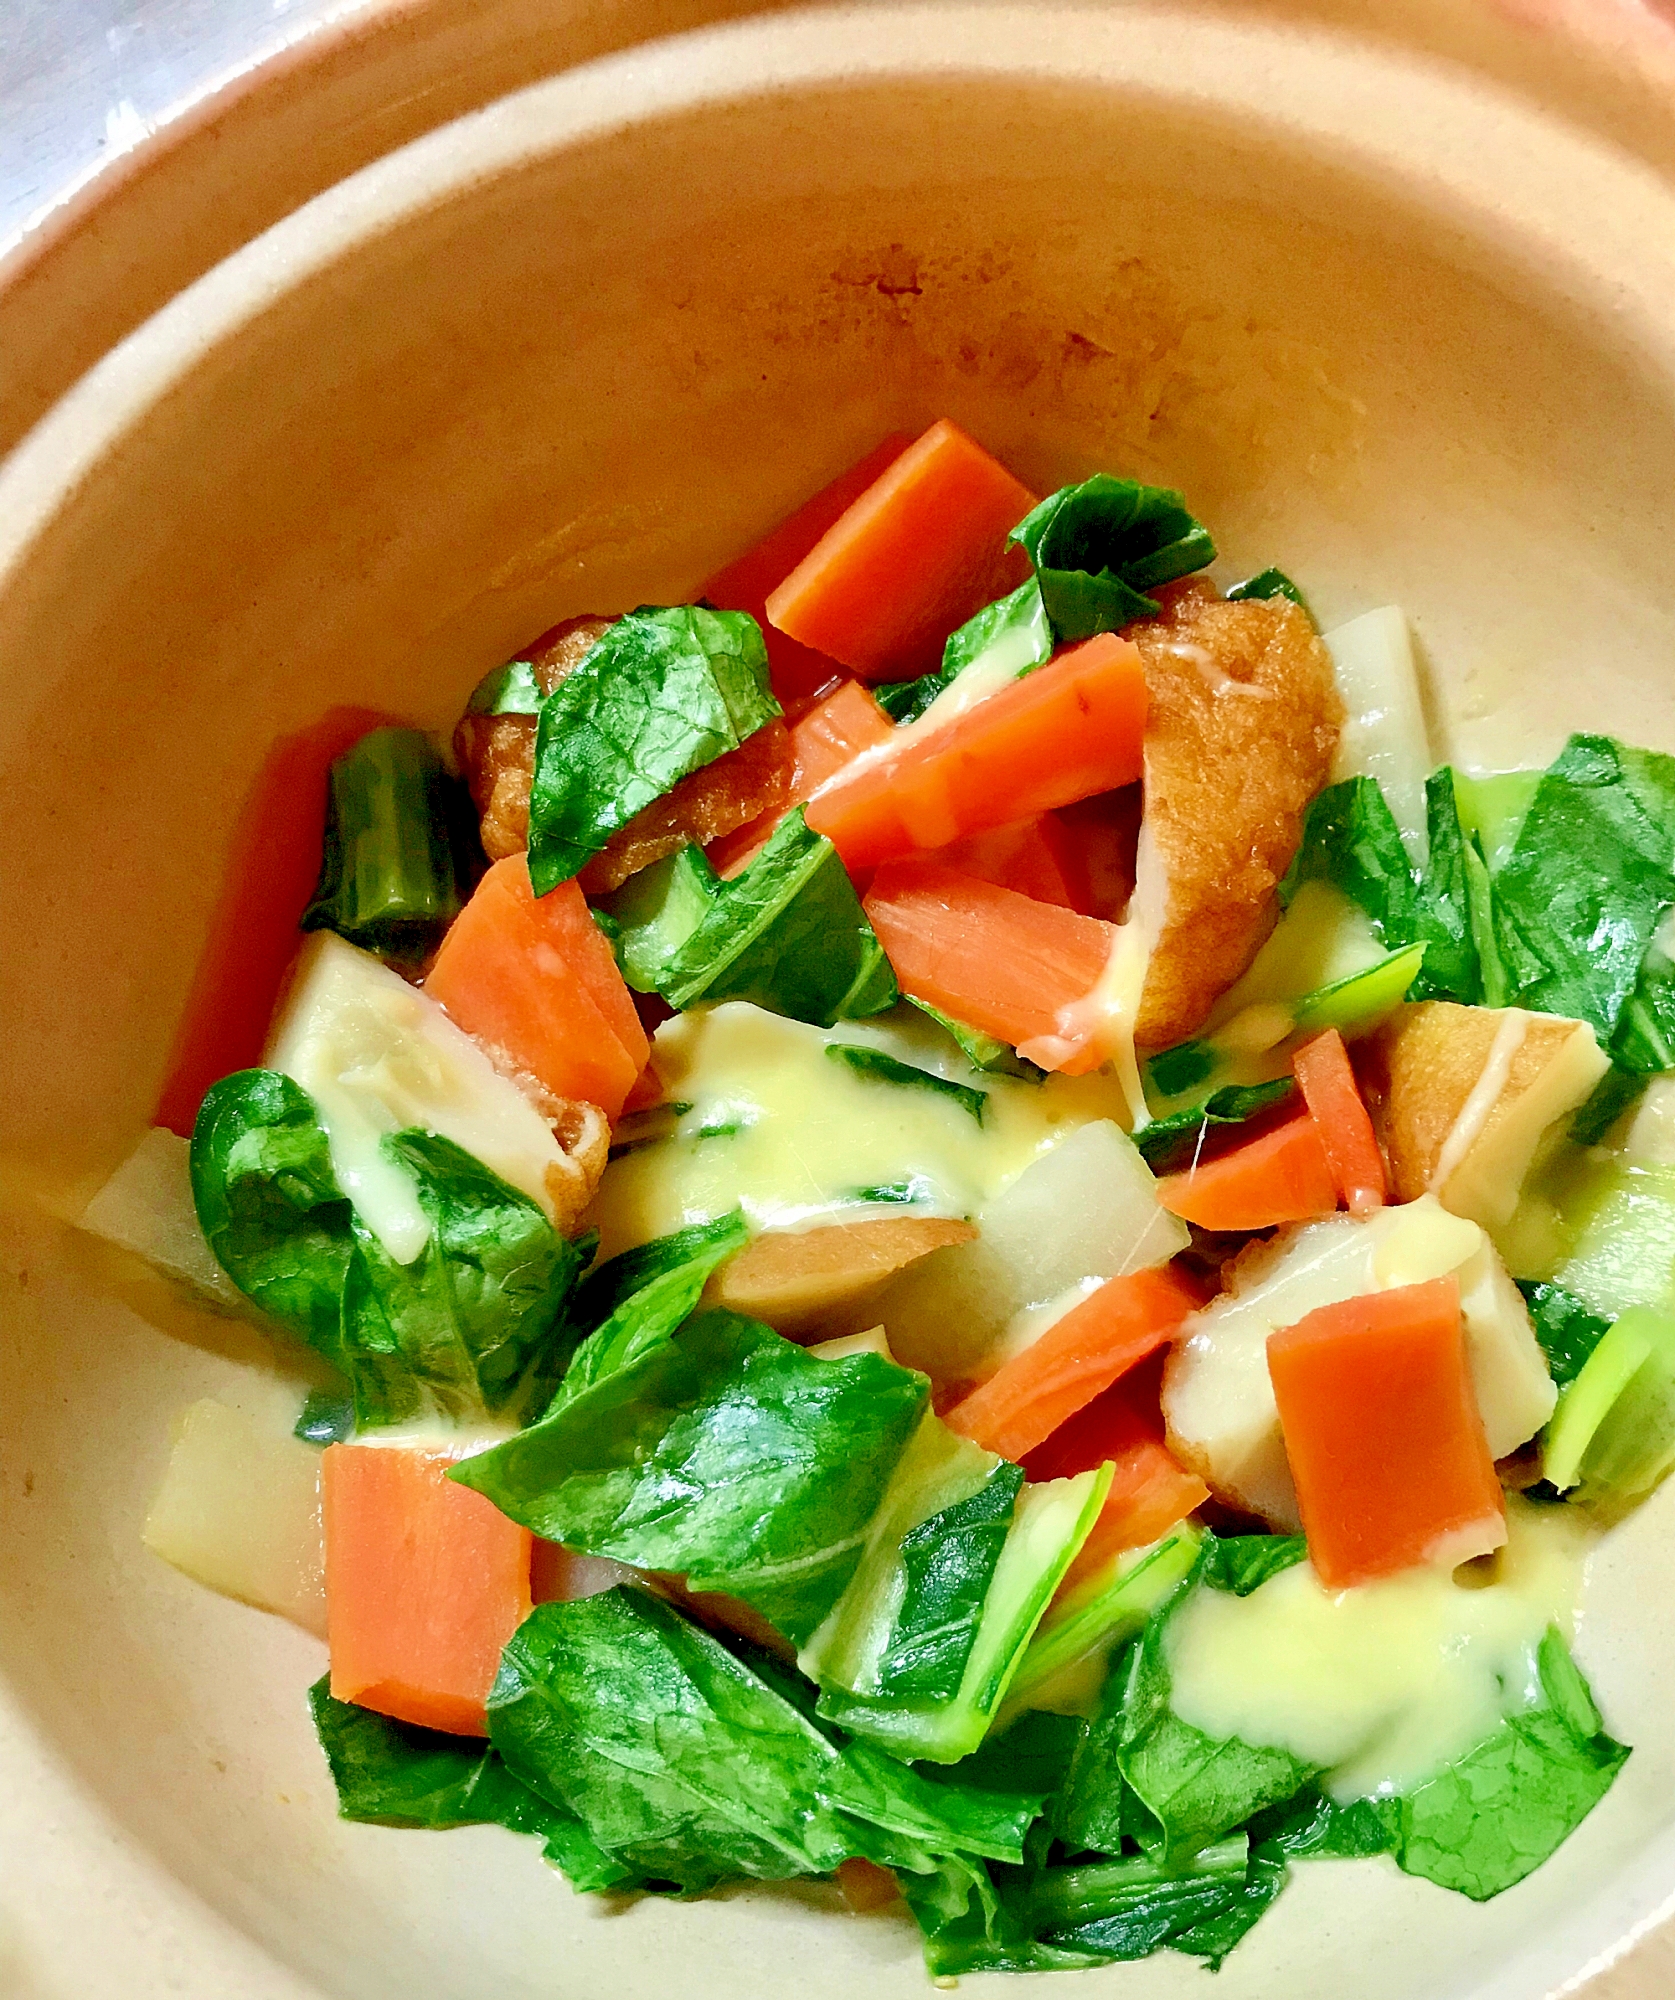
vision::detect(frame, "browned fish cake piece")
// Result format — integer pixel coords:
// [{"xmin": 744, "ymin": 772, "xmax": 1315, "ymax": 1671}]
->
[
  {"xmin": 1371, "ymin": 1000, "xmax": 1607, "ymax": 1226},
  {"xmin": 1129, "ymin": 583, "xmax": 1343, "ymax": 1048},
  {"xmin": 453, "ymin": 612, "xmax": 794, "ymax": 889},
  {"xmin": 703, "ymin": 1216, "xmax": 979, "ymax": 1341}
]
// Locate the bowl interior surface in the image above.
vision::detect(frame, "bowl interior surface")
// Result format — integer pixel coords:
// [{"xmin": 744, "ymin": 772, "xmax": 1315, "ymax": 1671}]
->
[{"xmin": 5, "ymin": 10, "xmax": 1675, "ymax": 1997}]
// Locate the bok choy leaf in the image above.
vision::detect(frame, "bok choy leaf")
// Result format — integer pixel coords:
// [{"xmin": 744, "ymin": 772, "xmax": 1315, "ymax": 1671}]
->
[
  {"xmin": 301, "ymin": 728, "xmax": 465, "ymax": 963},
  {"xmin": 1008, "ymin": 477, "xmax": 1215, "ymax": 641},
  {"xmin": 527, "ymin": 606, "xmax": 781, "ymax": 891},
  {"xmin": 191, "ymin": 1071, "xmax": 585, "ymax": 1427},
  {"xmin": 486, "ymin": 1588, "xmax": 1043, "ymax": 1895},
  {"xmin": 309, "ymin": 1676, "xmax": 632, "ymax": 1890},
  {"xmin": 605, "ymin": 811, "xmax": 898, "ymax": 1027},
  {"xmin": 451, "ymin": 1308, "xmax": 928, "ymax": 1645}
]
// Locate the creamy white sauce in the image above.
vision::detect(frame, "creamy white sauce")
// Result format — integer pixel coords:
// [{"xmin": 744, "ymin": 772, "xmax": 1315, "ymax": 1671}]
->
[
  {"xmin": 1430, "ymin": 1009, "xmax": 1530, "ymax": 1197},
  {"xmin": 1167, "ymin": 1498, "xmax": 1592, "ymax": 1800},
  {"xmin": 587, "ymin": 1002, "xmax": 1130, "ymax": 1260},
  {"xmin": 1203, "ymin": 882, "xmax": 1385, "ymax": 1035}
]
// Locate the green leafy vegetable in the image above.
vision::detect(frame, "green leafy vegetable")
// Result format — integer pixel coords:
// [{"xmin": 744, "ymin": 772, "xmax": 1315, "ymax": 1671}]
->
[
  {"xmin": 1008, "ymin": 476, "xmax": 1215, "ymax": 641},
  {"xmin": 568, "ymin": 1212, "xmax": 745, "ymax": 1339},
  {"xmin": 1573, "ymin": 1066, "xmax": 1649, "ymax": 1148},
  {"xmin": 527, "ymin": 606, "xmax": 780, "ymax": 891},
  {"xmin": 862, "ymin": 1464, "xmax": 1024, "ymax": 1700},
  {"xmin": 453, "ymin": 1309, "xmax": 928, "ymax": 1645},
  {"xmin": 825, "ymin": 1043, "xmax": 988, "ymax": 1124},
  {"xmin": 875, "ymin": 580, "xmax": 1054, "ymax": 725},
  {"xmin": 309, "ymin": 1676, "xmax": 631, "ymax": 1890},
  {"xmin": 1278, "ymin": 772, "xmax": 1478, "ymax": 1003},
  {"xmin": 1491, "ymin": 736, "xmax": 1675, "ymax": 1062},
  {"xmin": 192, "ymin": 1072, "xmax": 585, "ymax": 1426},
  {"xmin": 600, "ymin": 846, "xmax": 721, "ymax": 994},
  {"xmin": 1226, "ymin": 568, "xmax": 1310, "ymax": 615},
  {"xmin": 541, "ymin": 1213, "xmax": 748, "ymax": 1419},
  {"xmin": 301, "ymin": 728, "xmax": 465, "ymax": 961},
  {"xmin": 1517, "ymin": 1280, "xmax": 1612, "ymax": 1394},
  {"xmin": 655, "ymin": 809, "xmax": 898, "ymax": 1025},
  {"xmin": 1132, "ymin": 1081, "xmax": 1296, "ymax": 1173},
  {"xmin": 1143, "ymin": 946, "xmax": 1424, "ymax": 1109},
  {"xmin": 815, "ymin": 1468, "xmax": 1111, "ymax": 1763},
  {"xmin": 294, "ymin": 1387, "xmax": 355, "ymax": 1447},
  {"xmin": 1544, "ymin": 1303, "xmax": 1675, "ymax": 1497},
  {"xmin": 1454, "ymin": 769, "xmax": 1543, "ymax": 876},
  {"xmin": 901, "ymin": 1834, "xmax": 1274, "ymax": 1976},
  {"xmin": 191, "ymin": 1069, "xmax": 355, "ymax": 1362},
  {"xmin": 1391, "ymin": 1627, "xmax": 1628, "ymax": 1899},
  {"xmin": 1102, "ymin": 1636, "xmax": 1316, "ymax": 1864},
  {"xmin": 875, "ymin": 673, "xmax": 944, "ymax": 725},
  {"xmin": 906, "ymin": 996, "xmax": 1045, "ymax": 1079},
  {"xmin": 943, "ymin": 578, "xmax": 1054, "ymax": 679},
  {"xmin": 465, "ymin": 658, "xmax": 543, "ymax": 716},
  {"xmin": 847, "ymin": 1176, "xmax": 940, "ymax": 1206},
  {"xmin": 1199, "ymin": 1534, "xmax": 1310, "ymax": 1596},
  {"xmin": 801, "ymin": 1414, "xmax": 1018, "ymax": 1710},
  {"xmin": 487, "ymin": 1588, "xmax": 1042, "ymax": 1897},
  {"xmin": 1000, "ymin": 1527, "xmax": 1201, "ymax": 1727}
]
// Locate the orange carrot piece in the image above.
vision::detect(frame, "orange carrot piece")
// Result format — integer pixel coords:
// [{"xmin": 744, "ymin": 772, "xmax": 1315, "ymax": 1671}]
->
[
  {"xmin": 425, "ymin": 854, "xmax": 649, "ymax": 1120},
  {"xmin": 929, "ymin": 811, "xmax": 1086, "ymax": 911},
  {"xmin": 707, "ymin": 678, "xmax": 893, "ymax": 877},
  {"xmin": 863, "ymin": 859, "xmax": 1116, "ymax": 1060},
  {"xmin": 621, "ymin": 1060, "xmax": 667, "ymax": 1115},
  {"xmin": 1267, "ymin": 1276, "xmax": 1505, "ymax": 1588},
  {"xmin": 323, "ymin": 1445, "xmax": 533, "ymax": 1737},
  {"xmin": 945, "ymin": 1266, "xmax": 1202, "ymax": 1462},
  {"xmin": 836, "ymin": 1858, "xmax": 902, "ymax": 1912},
  {"xmin": 1055, "ymin": 787, "xmax": 1142, "ymax": 922},
  {"xmin": 1058, "ymin": 1453, "xmax": 1210, "ymax": 1594},
  {"xmin": 1157, "ymin": 1109, "xmax": 1340, "ymax": 1232},
  {"xmin": 1293, "ymin": 1029, "xmax": 1387, "ymax": 1216},
  {"xmin": 705, "ymin": 434, "xmax": 913, "ymax": 712},
  {"xmin": 1023, "ymin": 1371, "xmax": 1208, "ymax": 1587},
  {"xmin": 154, "ymin": 706, "xmax": 403, "ymax": 1135},
  {"xmin": 766, "ymin": 419, "xmax": 1038, "ymax": 680},
  {"xmin": 805, "ymin": 632, "xmax": 1148, "ymax": 871}
]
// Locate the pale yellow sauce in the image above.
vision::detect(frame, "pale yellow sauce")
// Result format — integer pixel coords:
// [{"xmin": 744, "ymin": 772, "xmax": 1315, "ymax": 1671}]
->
[
  {"xmin": 588, "ymin": 1001, "xmax": 1129, "ymax": 1259},
  {"xmin": 1166, "ymin": 1499, "xmax": 1592, "ymax": 1800}
]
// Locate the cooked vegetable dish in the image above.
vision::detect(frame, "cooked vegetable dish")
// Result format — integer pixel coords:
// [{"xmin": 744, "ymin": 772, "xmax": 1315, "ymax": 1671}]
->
[{"xmin": 82, "ymin": 417, "xmax": 1675, "ymax": 1977}]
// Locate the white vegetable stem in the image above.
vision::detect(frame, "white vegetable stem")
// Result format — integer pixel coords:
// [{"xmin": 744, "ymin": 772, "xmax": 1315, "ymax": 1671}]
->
[{"xmin": 1325, "ymin": 605, "xmax": 1432, "ymax": 870}]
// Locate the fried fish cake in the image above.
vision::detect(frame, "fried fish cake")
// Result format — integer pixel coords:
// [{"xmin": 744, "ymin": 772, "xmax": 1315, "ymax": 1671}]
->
[{"xmin": 1130, "ymin": 584, "xmax": 1343, "ymax": 1049}]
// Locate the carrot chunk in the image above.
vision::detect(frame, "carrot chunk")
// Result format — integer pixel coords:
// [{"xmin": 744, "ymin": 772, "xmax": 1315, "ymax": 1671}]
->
[
  {"xmin": 836, "ymin": 1858, "xmax": 902, "ymax": 1912},
  {"xmin": 1267, "ymin": 1276, "xmax": 1505, "ymax": 1588},
  {"xmin": 705, "ymin": 434, "xmax": 913, "ymax": 711},
  {"xmin": 707, "ymin": 678, "xmax": 893, "ymax": 877},
  {"xmin": 945, "ymin": 1266, "xmax": 1203, "ymax": 1462},
  {"xmin": 863, "ymin": 859, "xmax": 1116, "ymax": 1060},
  {"xmin": 1024, "ymin": 1370, "xmax": 1208, "ymax": 1584},
  {"xmin": 1293, "ymin": 1028, "xmax": 1387, "ymax": 1216},
  {"xmin": 805, "ymin": 631, "xmax": 1148, "ymax": 871},
  {"xmin": 323, "ymin": 1445, "xmax": 533, "ymax": 1737},
  {"xmin": 425, "ymin": 854, "xmax": 649, "ymax": 1120},
  {"xmin": 766, "ymin": 419, "xmax": 1038, "ymax": 680},
  {"xmin": 928, "ymin": 811, "xmax": 1087, "ymax": 911},
  {"xmin": 1156, "ymin": 1109, "xmax": 1340, "ymax": 1232},
  {"xmin": 155, "ymin": 706, "xmax": 402, "ymax": 1135}
]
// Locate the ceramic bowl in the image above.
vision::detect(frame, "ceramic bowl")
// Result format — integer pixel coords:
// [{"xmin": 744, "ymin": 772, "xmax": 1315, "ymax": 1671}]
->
[{"xmin": 5, "ymin": 7, "xmax": 1675, "ymax": 1996}]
